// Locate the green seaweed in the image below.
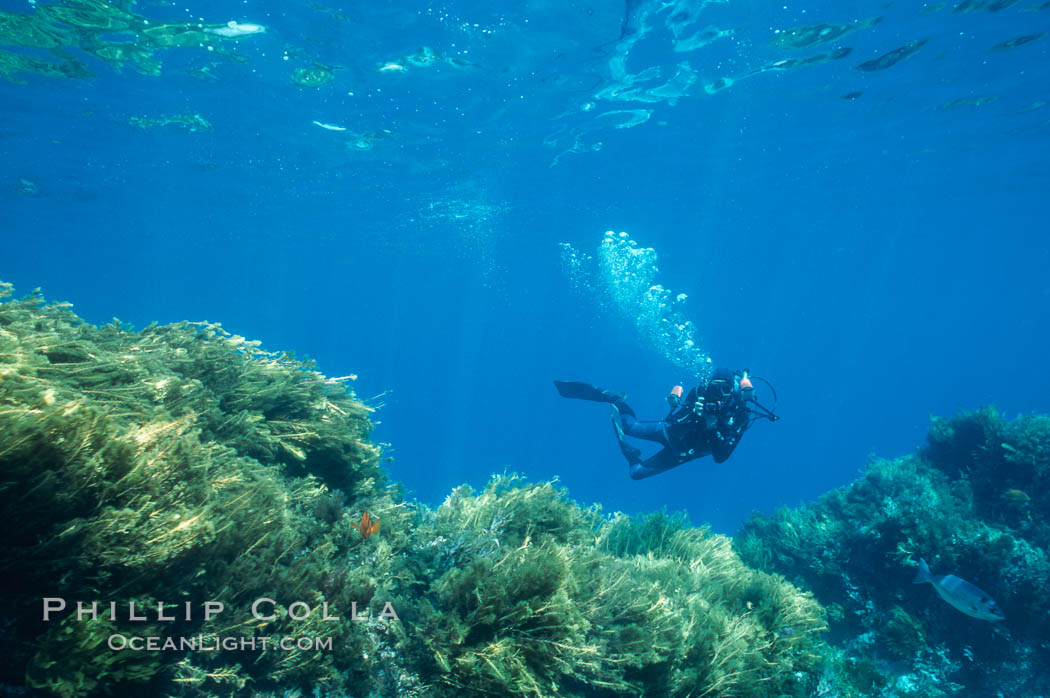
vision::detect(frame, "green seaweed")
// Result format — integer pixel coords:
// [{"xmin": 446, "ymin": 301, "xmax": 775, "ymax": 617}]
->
[
  {"xmin": 0, "ymin": 282, "xmax": 401, "ymax": 695},
  {"xmin": 0, "ymin": 282, "xmax": 833, "ymax": 697},
  {"xmin": 883, "ymin": 606, "xmax": 926, "ymax": 659},
  {"xmin": 25, "ymin": 616, "xmax": 163, "ymax": 696},
  {"xmin": 737, "ymin": 406, "xmax": 1050, "ymax": 696},
  {"xmin": 401, "ymin": 476, "xmax": 828, "ymax": 697}
]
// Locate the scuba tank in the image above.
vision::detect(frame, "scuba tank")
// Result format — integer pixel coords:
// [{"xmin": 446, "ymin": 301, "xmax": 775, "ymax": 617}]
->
[{"xmin": 667, "ymin": 384, "xmax": 684, "ymax": 409}]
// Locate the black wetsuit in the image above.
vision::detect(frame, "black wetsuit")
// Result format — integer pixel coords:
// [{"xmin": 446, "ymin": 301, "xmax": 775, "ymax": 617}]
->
[{"xmin": 611, "ymin": 369, "xmax": 751, "ymax": 479}]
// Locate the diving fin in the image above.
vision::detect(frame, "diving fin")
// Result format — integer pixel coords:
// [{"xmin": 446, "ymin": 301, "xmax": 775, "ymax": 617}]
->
[
  {"xmin": 611, "ymin": 404, "xmax": 642, "ymax": 466},
  {"xmin": 554, "ymin": 380, "xmax": 625, "ymax": 403}
]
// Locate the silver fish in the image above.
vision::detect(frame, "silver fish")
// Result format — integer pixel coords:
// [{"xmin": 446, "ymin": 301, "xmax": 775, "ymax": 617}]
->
[
  {"xmin": 312, "ymin": 121, "xmax": 347, "ymax": 132},
  {"xmin": 913, "ymin": 558, "xmax": 1005, "ymax": 621},
  {"xmin": 204, "ymin": 21, "xmax": 266, "ymax": 38}
]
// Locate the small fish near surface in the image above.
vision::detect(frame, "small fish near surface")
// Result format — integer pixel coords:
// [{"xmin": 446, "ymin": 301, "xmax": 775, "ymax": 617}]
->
[
  {"xmin": 771, "ymin": 16, "xmax": 882, "ymax": 50},
  {"xmin": 742, "ymin": 47, "xmax": 853, "ymax": 78},
  {"xmin": 990, "ymin": 33, "xmax": 1045, "ymax": 50},
  {"xmin": 312, "ymin": 120, "xmax": 347, "ymax": 131},
  {"xmin": 913, "ymin": 558, "xmax": 1005, "ymax": 621},
  {"xmin": 954, "ymin": 0, "xmax": 1023, "ymax": 12},
  {"xmin": 204, "ymin": 21, "xmax": 266, "ymax": 38},
  {"xmin": 941, "ymin": 95, "xmax": 998, "ymax": 109},
  {"xmin": 856, "ymin": 39, "xmax": 929, "ymax": 71}
]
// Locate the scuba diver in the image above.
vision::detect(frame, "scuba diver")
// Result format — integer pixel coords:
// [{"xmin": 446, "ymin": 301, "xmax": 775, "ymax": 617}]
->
[{"xmin": 554, "ymin": 368, "xmax": 778, "ymax": 480}]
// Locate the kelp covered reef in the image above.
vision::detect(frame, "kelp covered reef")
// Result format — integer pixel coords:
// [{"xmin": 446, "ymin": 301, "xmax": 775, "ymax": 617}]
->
[
  {"xmin": 0, "ymin": 281, "xmax": 829, "ymax": 697},
  {"xmin": 736, "ymin": 409, "xmax": 1050, "ymax": 696},
  {"xmin": 402, "ymin": 483, "xmax": 827, "ymax": 697},
  {"xmin": 0, "ymin": 281, "xmax": 401, "ymax": 696}
]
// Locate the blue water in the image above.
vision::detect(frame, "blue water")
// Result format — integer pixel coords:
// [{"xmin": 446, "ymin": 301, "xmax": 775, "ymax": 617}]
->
[{"xmin": 3, "ymin": 0, "xmax": 1048, "ymax": 533}]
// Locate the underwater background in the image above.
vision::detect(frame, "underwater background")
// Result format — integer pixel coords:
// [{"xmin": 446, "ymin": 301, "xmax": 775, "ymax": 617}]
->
[
  {"xmin": 4, "ymin": 0, "xmax": 1049, "ymax": 533},
  {"xmin": 2, "ymin": 0, "xmax": 1050, "ymax": 695}
]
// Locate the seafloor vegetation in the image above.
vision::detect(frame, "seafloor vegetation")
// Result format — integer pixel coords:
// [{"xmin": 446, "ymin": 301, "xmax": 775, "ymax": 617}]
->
[
  {"xmin": 0, "ymin": 282, "xmax": 828, "ymax": 697},
  {"xmin": 737, "ymin": 408, "xmax": 1050, "ymax": 696},
  {"xmin": 2, "ymin": 281, "xmax": 1046, "ymax": 697}
]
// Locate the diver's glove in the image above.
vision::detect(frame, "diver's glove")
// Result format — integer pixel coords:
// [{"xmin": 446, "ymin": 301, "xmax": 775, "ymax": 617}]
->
[{"xmin": 692, "ymin": 396, "xmax": 705, "ymax": 416}]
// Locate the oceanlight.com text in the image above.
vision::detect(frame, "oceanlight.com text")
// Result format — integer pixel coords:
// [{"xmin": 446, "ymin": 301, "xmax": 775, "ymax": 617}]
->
[{"xmin": 108, "ymin": 634, "xmax": 334, "ymax": 652}]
